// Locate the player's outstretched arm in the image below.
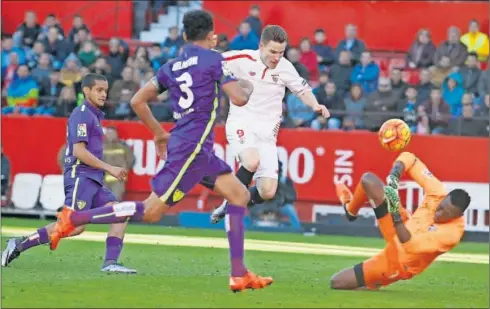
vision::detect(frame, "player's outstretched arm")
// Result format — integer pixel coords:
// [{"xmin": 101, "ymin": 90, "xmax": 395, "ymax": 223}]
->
[
  {"xmin": 298, "ymin": 91, "xmax": 330, "ymax": 118},
  {"xmin": 222, "ymin": 79, "xmax": 253, "ymax": 107},
  {"xmin": 391, "ymin": 210, "xmax": 412, "ymax": 243},
  {"xmin": 73, "ymin": 143, "xmax": 126, "ymax": 181},
  {"xmin": 386, "ymin": 152, "xmax": 445, "ymax": 196},
  {"xmin": 282, "ymin": 59, "xmax": 330, "ymax": 118},
  {"xmin": 130, "ymin": 81, "xmax": 168, "ymax": 138},
  {"xmin": 386, "ymin": 162, "xmax": 404, "ymax": 190}
]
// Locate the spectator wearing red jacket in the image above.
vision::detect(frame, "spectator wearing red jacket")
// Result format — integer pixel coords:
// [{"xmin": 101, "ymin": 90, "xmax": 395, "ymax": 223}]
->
[{"xmin": 299, "ymin": 38, "xmax": 319, "ymax": 84}]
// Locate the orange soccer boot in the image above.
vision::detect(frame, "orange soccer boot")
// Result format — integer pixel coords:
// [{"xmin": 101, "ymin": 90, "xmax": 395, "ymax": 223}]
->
[
  {"xmin": 49, "ymin": 207, "xmax": 76, "ymax": 250},
  {"xmin": 335, "ymin": 183, "xmax": 358, "ymax": 222},
  {"xmin": 229, "ymin": 272, "xmax": 273, "ymax": 293}
]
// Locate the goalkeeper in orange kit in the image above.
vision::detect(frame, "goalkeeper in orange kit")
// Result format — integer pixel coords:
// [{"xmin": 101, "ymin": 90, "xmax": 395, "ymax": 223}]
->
[{"xmin": 330, "ymin": 152, "xmax": 471, "ymax": 290}]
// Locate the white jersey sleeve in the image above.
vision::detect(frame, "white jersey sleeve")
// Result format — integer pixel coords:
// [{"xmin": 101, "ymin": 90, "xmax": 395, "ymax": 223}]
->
[
  {"xmin": 281, "ymin": 58, "xmax": 312, "ymax": 96},
  {"xmin": 222, "ymin": 50, "xmax": 241, "ymax": 75},
  {"xmin": 221, "ymin": 49, "xmax": 257, "ymax": 79}
]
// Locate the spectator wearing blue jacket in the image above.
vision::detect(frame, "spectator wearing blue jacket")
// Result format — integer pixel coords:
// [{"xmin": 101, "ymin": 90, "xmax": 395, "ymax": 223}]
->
[
  {"xmin": 1, "ymin": 36, "xmax": 26, "ymax": 70},
  {"xmin": 350, "ymin": 51, "xmax": 379, "ymax": 95},
  {"xmin": 286, "ymin": 93, "xmax": 316, "ymax": 128},
  {"xmin": 230, "ymin": 22, "xmax": 259, "ymax": 51},
  {"xmin": 26, "ymin": 41, "xmax": 50, "ymax": 69},
  {"xmin": 161, "ymin": 27, "xmax": 185, "ymax": 59},
  {"xmin": 149, "ymin": 43, "xmax": 167, "ymax": 72},
  {"xmin": 442, "ymin": 71, "xmax": 465, "ymax": 117}
]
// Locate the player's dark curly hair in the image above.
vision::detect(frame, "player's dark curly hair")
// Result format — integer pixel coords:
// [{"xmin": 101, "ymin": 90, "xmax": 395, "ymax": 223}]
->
[
  {"xmin": 82, "ymin": 73, "xmax": 107, "ymax": 89},
  {"xmin": 449, "ymin": 189, "xmax": 471, "ymax": 212},
  {"xmin": 183, "ymin": 10, "xmax": 214, "ymax": 42}
]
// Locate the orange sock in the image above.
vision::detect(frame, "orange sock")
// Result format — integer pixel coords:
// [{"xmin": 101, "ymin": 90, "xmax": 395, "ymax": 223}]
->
[{"xmin": 345, "ymin": 182, "xmax": 368, "ymax": 217}]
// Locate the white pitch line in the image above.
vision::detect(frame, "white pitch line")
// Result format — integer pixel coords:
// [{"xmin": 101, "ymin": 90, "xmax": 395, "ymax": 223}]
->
[{"xmin": 1, "ymin": 227, "xmax": 488, "ymax": 265}]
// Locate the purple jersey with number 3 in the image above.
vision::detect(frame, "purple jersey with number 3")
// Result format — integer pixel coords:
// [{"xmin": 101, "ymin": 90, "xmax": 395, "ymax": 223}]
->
[
  {"xmin": 150, "ymin": 44, "xmax": 236, "ymax": 206},
  {"xmin": 154, "ymin": 44, "xmax": 235, "ymax": 151}
]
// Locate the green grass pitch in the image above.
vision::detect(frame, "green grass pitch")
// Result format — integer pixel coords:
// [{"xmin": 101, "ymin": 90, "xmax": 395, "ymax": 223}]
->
[{"xmin": 1, "ymin": 218, "xmax": 488, "ymax": 308}]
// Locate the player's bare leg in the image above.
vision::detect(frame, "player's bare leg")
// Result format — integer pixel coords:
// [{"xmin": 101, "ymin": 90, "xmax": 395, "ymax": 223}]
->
[
  {"xmin": 336, "ymin": 174, "xmax": 409, "ymax": 225},
  {"xmin": 245, "ymin": 143, "xmax": 279, "ymax": 206},
  {"xmin": 213, "ymin": 172, "xmax": 273, "ymax": 292},
  {"xmin": 330, "ymin": 264, "xmax": 370, "ymax": 290},
  {"xmin": 211, "ymin": 147, "xmax": 260, "ymax": 223},
  {"xmin": 358, "ymin": 173, "xmax": 409, "ymax": 242},
  {"xmin": 253, "ymin": 177, "xmax": 278, "ymax": 203},
  {"xmin": 211, "ymin": 176, "xmax": 278, "ymax": 224}
]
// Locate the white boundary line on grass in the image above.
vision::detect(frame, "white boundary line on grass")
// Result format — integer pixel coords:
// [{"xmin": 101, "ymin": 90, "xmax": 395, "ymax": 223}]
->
[{"xmin": 1, "ymin": 227, "xmax": 488, "ymax": 265}]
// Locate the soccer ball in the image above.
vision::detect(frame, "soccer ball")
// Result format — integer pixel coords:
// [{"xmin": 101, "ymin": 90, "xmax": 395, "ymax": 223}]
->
[{"xmin": 378, "ymin": 119, "xmax": 411, "ymax": 152}]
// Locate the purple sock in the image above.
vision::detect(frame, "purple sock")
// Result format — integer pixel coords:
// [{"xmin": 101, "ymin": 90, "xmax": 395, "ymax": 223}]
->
[
  {"xmin": 71, "ymin": 202, "xmax": 145, "ymax": 226},
  {"xmin": 225, "ymin": 204, "xmax": 248, "ymax": 277},
  {"xmin": 18, "ymin": 228, "xmax": 50, "ymax": 252},
  {"xmin": 104, "ymin": 236, "xmax": 123, "ymax": 264}
]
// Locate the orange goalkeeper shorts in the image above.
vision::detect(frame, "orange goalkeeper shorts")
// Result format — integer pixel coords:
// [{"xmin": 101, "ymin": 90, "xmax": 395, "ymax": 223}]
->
[{"xmin": 355, "ymin": 246, "xmax": 413, "ymax": 290}]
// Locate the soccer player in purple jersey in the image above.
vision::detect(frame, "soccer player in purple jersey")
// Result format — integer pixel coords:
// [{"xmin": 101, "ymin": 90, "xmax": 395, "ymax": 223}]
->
[
  {"xmin": 49, "ymin": 10, "xmax": 273, "ymax": 292},
  {"xmin": 2, "ymin": 74, "xmax": 136, "ymax": 273}
]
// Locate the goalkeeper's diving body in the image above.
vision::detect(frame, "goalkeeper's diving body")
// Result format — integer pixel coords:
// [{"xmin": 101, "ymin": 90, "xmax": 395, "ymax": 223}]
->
[{"xmin": 330, "ymin": 152, "xmax": 471, "ymax": 290}]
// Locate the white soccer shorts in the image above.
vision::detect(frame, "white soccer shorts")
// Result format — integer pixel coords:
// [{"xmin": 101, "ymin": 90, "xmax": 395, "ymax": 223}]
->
[{"xmin": 225, "ymin": 118, "xmax": 281, "ymax": 180}]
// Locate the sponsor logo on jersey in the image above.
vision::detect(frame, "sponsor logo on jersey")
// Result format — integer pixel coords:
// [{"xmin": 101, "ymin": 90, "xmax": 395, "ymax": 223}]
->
[
  {"xmin": 271, "ymin": 74, "xmax": 279, "ymax": 83},
  {"xmin": 423, "ymin": 169, "xmax": 433, "ymax": 178},
  {"xmin": 77, "ymin": 123, "xmax": 87, "ymax": 137}
]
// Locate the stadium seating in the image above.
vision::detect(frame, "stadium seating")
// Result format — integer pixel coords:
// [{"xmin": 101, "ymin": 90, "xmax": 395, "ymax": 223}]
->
[
  {"xmin": 140, "ymin": 1, "xmax": 202, "ymax": 42},
  {"xmin": 39, "ymin": 175, "xmax": 65, "ymax": 211},
  {"xmin": 11, "ymin": 173, "xmax": 43, "ymax": 209}
]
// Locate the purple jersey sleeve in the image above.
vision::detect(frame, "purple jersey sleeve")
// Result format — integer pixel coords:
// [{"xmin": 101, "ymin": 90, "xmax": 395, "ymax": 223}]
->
[
  {"xmin": 69, "ymin": 109, "xmax": 92, "ymax": 144},
  {"xmin": 212, "ymin": 52, "xmax": 236, "ymax": 85},
  {"xmin": 151, "ymin": 65, "xmax": 170, "ymax": 93}
]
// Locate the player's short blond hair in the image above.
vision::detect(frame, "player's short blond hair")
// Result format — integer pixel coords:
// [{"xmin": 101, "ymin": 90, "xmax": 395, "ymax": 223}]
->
[{"xmin": 260, "ymin": 25, "xmax": 287, "ymax": 44}]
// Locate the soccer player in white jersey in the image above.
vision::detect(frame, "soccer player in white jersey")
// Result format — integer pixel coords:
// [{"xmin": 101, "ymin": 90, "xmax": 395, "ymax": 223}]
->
[{"xmin": 211, "ymin": 25, "xmax": 330, "ymax": 223}]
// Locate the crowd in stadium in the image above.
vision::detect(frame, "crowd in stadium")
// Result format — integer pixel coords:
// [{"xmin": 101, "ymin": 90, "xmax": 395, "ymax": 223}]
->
[{"xmin": 1, "ymin": 4, "xmax": 489, "ymax": 137}]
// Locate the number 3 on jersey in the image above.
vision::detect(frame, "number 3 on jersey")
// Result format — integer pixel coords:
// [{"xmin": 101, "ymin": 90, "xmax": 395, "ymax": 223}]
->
[{"xmin": 176, "ymin": 72, "xmax": 194, "ymax": 109}]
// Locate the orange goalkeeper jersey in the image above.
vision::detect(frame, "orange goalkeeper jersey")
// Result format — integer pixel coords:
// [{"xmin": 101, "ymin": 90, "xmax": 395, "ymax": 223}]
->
[{"xmin": 390, "ymin": 152, "xmax": 465, "ymax": 276}]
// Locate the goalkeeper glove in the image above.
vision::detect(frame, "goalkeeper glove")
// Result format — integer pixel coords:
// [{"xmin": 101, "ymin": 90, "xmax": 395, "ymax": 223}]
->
[
  {"xmin": 386, "ymin": 174, "xmax": 400, "ymax": 190},
  {"xmin": 384, "ymin": 186, "xmax": 401, "ymax": 214}
]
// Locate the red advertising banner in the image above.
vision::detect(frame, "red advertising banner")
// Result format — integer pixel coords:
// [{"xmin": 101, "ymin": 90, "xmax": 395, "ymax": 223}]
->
[{"xmin": 2, "ymin": 116, "xmax": 488, "ymax": 204}]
